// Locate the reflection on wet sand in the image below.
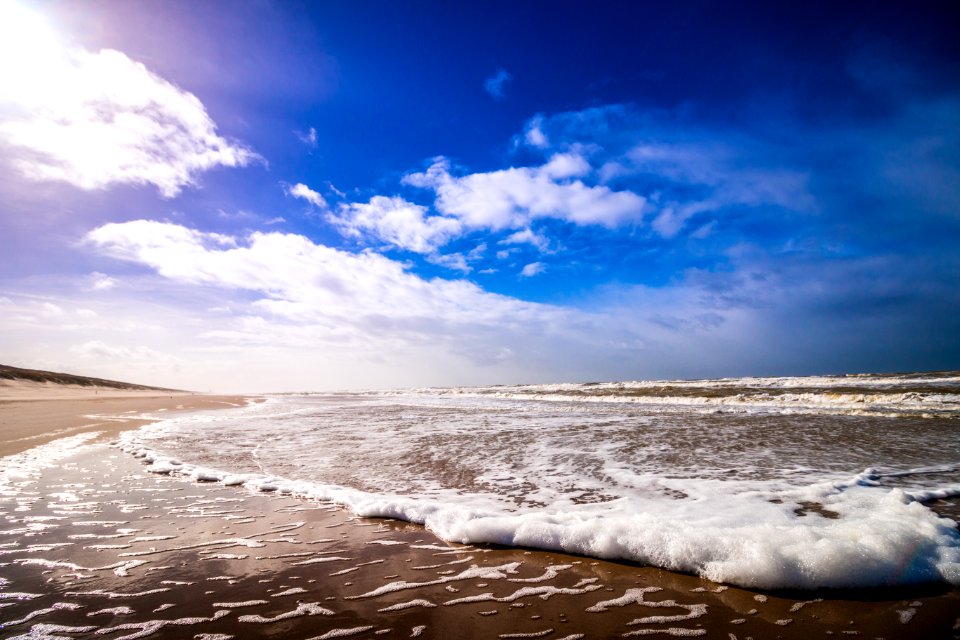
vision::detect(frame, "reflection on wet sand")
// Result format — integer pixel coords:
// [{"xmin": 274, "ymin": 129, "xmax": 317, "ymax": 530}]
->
[{"xmin": 2, "ymin": 440, "xmax": 958, "ymax": 639}]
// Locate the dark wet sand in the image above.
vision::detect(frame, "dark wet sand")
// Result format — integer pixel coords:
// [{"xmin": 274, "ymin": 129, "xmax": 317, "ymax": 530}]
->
[{"xmin": 2, "ymin": 440, "xmax": 959, "ymax": 640}]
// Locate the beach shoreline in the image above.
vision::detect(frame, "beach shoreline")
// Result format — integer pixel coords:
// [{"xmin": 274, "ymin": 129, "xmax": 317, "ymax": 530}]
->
[
  {"xmin": 0, "ymin": 381, "xmax": 251, "ymax": 458},
  {"xmin": 1, "ymin": 390, "xmax": 959, "ymax": 639}
]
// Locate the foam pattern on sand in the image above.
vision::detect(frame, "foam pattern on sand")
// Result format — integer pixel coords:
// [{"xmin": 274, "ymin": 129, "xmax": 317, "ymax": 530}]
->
[{"xmin": 4, "ymin": 444, "xmax": 777, "ymax": 639}]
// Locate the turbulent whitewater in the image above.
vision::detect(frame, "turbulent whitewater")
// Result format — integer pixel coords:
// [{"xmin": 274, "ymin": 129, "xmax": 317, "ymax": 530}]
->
[{"xmin": 120, "ymin": 371, "xmax": 960, "ymax": 590}]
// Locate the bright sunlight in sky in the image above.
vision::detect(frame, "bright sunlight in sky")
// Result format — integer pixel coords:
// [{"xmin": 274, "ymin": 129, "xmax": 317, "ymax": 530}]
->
[{"xmin": 1, "ymin": 0, "xmax": 958, "ymax": 391}]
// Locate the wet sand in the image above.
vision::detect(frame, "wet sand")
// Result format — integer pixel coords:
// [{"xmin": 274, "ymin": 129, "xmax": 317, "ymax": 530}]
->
[{"xmin": 2, "ymin": 399, "xmax": 959, "ymax": 639}]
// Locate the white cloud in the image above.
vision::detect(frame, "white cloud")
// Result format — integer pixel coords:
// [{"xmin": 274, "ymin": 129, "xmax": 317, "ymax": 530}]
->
[
  {"xmin": 405, "ymin": 154, "xmax": 647, "ymax": 231},
  {"xmin": 39, "ymin": 302, "xmax": 63, "ymax": 317},
  {"xmin": 286, "ymin": 182, "xmax": 328, "ymax": 208},
  {"xmin": 502, "ymin": 228, "xmax": 550, "ymax": 252},
  {"xmin": 89, "ymin": 272, "xmax": 119, "ymax": 291},
  {"xmin": 80, "ymin": 221, "xmax": 680, "ymax": 389},
  {"xmin": 329, "ymin": 196, "xmax": 462, "ymax": 254},
  {"xmin": 426, "ymin": 252, "xmax": 471, "ymax": 273},
  {"xmin": 690, "ymin": 221, "xmax": 716, "ymax": 239},
  {"xmin": 484, "ymin": 68, "xmax": 512, "ymax": 100},
  {"xmin": 627, "ymin": 143, "xmax": 814, "ymax": 237},
  {"xmin": 519, "ymin": 106, "xmax": 820, "ymax": 238},
  {"xmin": 0, "ymin": 5, "xmax": 256, "ymax": 197},
  {"xmin": 296, "ymin": 127, "xmax": 318, "ymax": 147},
  {"xmin": 24, "ymin": 218, "xmax": 902, "ymax": 390},
  {"xmin": 523, "ymin": 115, "xmax": 549, "ymax": 148},
  {"xmin": 626, "ymin": 143, "xmax": 813, "ymax": 210},
  {"xmin": 541, "ymin": 152, "xmax": 591, "ymax": 179},
  {"xmin": 70, "ymin": 339, "xmax": 171, "ymax": 362},
  {"xmin": 651, "ymin": 203, "xmax": 710, "ymax": 239},
  {"xmin": 84, "ymin": 221, "xmax": 566, "ymax": 336},
  {"xmin": 467, "ymin": 243, "xmax": 487, "ymax": 260},
  {"xmin": 520, "ymin": 262, "xmax": 545, "ymax": 277}
]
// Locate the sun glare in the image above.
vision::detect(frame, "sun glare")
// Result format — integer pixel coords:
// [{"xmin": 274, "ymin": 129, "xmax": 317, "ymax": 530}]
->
[{"xmin": 0, "ymin": 0, "xmax": 66, "ymax": 101}]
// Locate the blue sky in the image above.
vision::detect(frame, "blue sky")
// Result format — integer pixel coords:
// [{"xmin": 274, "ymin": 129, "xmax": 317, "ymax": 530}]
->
[{"xmin": 1, "ymin": 0, "xmax": 958, "ymax": 391}]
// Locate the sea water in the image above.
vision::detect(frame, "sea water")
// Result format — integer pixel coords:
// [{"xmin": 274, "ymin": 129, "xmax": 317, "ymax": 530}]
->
[{"xmin": 119, "ymin": 371, "xmax": 960, "ymax": 590}]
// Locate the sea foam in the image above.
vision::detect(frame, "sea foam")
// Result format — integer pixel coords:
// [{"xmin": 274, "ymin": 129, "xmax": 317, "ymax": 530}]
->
[{"xmin": 116, "ymin": 372, "xmax": 960, "ymax": 590}]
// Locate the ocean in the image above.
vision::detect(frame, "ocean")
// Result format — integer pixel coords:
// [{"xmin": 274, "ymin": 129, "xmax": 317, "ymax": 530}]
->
[{"xmin": 120, "ymin": 371, "xmax": 960, "ymax": 591}]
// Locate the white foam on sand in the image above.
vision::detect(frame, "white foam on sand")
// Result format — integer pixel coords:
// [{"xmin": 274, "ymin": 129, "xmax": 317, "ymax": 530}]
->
[
  {"xmin": 1, "ymin": 432, "xmax": 103, "ymax": 494},
  {"xmin": 111, "ymin": 376, "xmax": 960, "ymax": 591},
  {"xmin": 118, "ymin": 440, "xmax": 960, "ymax": 589}
]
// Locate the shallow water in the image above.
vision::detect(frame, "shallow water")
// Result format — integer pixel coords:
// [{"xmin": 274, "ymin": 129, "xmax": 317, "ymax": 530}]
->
[{"xmin": 120, "ymin": 372, "xmax": 960, "ymax": 589}]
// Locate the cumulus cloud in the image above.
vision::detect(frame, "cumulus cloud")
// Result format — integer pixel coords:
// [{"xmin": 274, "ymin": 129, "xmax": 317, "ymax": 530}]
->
[
  {"xmin": 328, "ymin": 196, "xmax": 462, "ymax": 254},
  {"xmin": 484, "ymin": 68, "xmax": 512, "ymax": 100},
  {"xmin": 404, "ymin": 154, "xmax": 647, "ymax": 231},
  {"xmin": 0, "ymin": 5, "xmax": 256, "ymax": 197},
  {"xmin": 286, "ymin": 182, "xmax": 328, "ymax": 208},
  {"xmin": 502, "ymin": 228, "xmax": 550, "ymax": 251},
  {"xmin": 83, "ymin": 221, "xmax": 573, "ymax": 341},
  {"xmin": 520, "ymin": 262, "xmax": 545, "ymax": 277}
]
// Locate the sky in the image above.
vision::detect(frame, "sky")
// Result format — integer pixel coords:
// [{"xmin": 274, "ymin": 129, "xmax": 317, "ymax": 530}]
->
[{"xmin": 1, "ymin": 0, "xmax": 958, "ymax": 392}]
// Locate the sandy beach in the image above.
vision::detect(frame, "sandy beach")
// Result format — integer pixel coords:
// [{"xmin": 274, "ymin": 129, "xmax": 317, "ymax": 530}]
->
[
  {"xmin": 2, "ymin": 390, "xmax": 959, "ymax": 639},
  {"xmin": 0, "ymin": 379, "xmax": 248, "ymax": 458}
]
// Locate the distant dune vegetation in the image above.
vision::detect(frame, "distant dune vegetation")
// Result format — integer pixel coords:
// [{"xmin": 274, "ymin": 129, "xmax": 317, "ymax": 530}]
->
[{"xmin": 0, "ymin": 364, "xmax": 180, "ymax": 392}]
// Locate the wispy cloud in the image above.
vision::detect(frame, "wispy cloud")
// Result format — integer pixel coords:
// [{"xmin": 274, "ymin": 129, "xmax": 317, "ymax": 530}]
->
[
  {"xmin": 296, "ymin": 127, "xmax": 318, "ymax": 147},
  {"xmin": 88, "ymin": 272, "xmax": 119, "ymax": 291},
  {"xmin": 516, "ymin": 105, "xmax": 820, "ymax": 241},
  {"xmin": 0, "ymin": 4, "xmax": 256, "ymax": 198},
  {"xmin": 426, "ymin": 252, "xmax": 472, "ymax": 273},
  {"xmin": 285, "ymin": 182, "xmax": 328, "ymax": 208},
  {"xmin": 70, "ymin": 339, "xmax": 172, "ymax": 363},
  {"xmin": 484, "ymin": 68, "xmax": 512, "ymax": 100}
]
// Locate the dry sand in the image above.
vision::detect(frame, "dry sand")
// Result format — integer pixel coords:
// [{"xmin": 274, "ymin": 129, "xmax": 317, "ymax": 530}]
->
[
  {"xmin": 1, "ymin": 390, "xmax": 959, "ymax": 639},
  {"xmin": 0, "ymin": 380, "xmax": 248, "ymax": 458}
]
